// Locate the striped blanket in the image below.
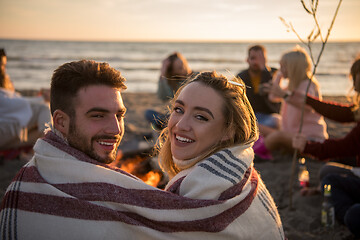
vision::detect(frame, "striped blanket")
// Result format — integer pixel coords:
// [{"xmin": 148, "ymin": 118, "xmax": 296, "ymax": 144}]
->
[{"xmin": 1, "ymin": 131, "xmax": 284, "ymax": 240}]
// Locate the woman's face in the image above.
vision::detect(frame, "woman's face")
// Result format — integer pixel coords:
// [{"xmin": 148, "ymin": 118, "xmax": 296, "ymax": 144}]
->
[{"xmin": 168, "ymin": 82, "xmax": 229, "ymax": 160}]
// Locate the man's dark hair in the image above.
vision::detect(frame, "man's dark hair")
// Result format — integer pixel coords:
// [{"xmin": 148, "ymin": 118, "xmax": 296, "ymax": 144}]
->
[
  {"xmin": 248, "ymin": 45, "xmax": 266, "ymax": 56},
  {"xmin": 50, "ymin": 60, "xmax": 126, "ymax": 117}
]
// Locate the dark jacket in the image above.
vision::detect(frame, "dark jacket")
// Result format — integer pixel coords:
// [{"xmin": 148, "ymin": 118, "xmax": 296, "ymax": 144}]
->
[{"xmin": 237, "ymin": 68, "xmax": 280, "ymax": 114}]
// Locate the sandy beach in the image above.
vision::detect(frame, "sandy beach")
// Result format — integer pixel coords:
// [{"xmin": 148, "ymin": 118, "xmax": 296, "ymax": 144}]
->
[{"xmin": 0, "ymin": 92, "xmax": 356, "ymax": 240}]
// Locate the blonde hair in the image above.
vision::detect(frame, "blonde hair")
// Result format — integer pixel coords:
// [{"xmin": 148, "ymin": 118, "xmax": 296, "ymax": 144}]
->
[
  {"xmin": 281, "ymin": 46, "xmax": 319, "ymax": 91},
  {"xmin": 156, "ymin": 71, "xmax": 259, "ymax": 178}
]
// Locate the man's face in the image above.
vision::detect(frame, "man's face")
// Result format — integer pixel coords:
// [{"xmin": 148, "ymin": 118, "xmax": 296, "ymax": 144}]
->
[
  {"xmin": 247, "ymin": 50, "xmax": 266, "ymax": 73},
  {"xmin": 66, "ymin": 85, "xmax": 126, "ymax": 164}
]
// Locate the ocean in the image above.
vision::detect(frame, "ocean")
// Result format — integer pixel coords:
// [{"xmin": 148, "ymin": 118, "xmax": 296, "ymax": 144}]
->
[{"xmin": 1, "ymin": 39, "xmax": 359, "ymax": 96}]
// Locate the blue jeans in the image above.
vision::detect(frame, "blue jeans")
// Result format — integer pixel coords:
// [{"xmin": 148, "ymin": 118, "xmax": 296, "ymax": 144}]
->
[
  {"xmin": 144, "ymin": 109, "xmax": 169, "ymax": 130},
  {"xmin": 322, "ymin": 173, "xmax": 360, "ymax": 238},
  {"xmin": 255, "ymin": 112, "xmax": 279, "ymax": 129}
]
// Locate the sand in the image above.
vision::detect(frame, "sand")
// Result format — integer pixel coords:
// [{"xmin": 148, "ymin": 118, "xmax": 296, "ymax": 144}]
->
[{"xmin": 0, "ymin": 92, "xmax": 356, "ymax": 239}]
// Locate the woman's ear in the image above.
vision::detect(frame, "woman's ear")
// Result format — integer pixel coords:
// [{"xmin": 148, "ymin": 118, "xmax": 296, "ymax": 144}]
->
[
  {"xmin": 52, "ymin": 110, "xmax": 70, "ymax": 137},
  {"xmin": 221, "ymin": 128, "xmax": 235, "ymax": 142}
]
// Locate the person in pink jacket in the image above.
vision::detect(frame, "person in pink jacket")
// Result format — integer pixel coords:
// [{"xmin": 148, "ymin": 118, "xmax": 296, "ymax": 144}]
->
[{"xmin": 255, "ymin": 46, "xmax": 328, "ymax": 158}]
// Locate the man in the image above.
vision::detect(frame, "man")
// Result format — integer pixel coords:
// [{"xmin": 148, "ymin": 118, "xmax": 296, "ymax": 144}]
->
[
  {"xmin": 1, "ymin": 60, "xmax": 284, "ymax": 240},
  {"xmin": 237, "ymin": 45, "xmax": 281, "ymax": 128}
]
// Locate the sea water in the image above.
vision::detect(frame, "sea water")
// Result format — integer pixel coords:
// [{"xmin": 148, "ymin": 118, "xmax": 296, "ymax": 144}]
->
[{"xmin": 1, "ymin": 39, "xmax": 359, "ymax": 95}]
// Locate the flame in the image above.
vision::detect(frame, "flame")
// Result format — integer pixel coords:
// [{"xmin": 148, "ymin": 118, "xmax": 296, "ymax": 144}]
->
[
  {"xmin": 142, "ymin": 171, "xmax": 162, "ymax": 187},
  {"xmin": 120, "ymin": 156, "xmax": 143, "ymax": 173},
  {"xmin": 114, "ymin": 154, "xmax": 162, "ymax": 188}
]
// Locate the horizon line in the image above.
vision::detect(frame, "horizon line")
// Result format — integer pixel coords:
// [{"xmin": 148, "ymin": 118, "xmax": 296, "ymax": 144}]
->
[{"xmin": 1, "ymin": 37, "xmax": 360, "ymax": 44}]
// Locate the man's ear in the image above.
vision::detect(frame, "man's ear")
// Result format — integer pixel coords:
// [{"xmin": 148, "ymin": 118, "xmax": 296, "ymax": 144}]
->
[{"xmin": 52, "ymin": 110, "xmax": 70, "ymax": 137}]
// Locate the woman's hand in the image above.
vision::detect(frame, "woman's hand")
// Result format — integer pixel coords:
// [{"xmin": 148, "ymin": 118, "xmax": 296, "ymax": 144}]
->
[
  {"xmin": 262, "ymin": 82, "xmax": 288, "ymax": 98},
  {"xmin": 292, "ymin": 133, "xmax": 307, "ymax": 152},
  {"xmin": 273, "ymin": 70, "xmax": 283, "ymax": 84}
]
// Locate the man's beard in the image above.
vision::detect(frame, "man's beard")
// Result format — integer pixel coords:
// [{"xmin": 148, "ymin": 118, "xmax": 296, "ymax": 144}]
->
[
  {"xmin": 67, "ymin": 121, "xmax": 121, "ymax": 164},
  {"xmin": 249, "ymin": 65, "xmax": 262, "ymax": 74}
]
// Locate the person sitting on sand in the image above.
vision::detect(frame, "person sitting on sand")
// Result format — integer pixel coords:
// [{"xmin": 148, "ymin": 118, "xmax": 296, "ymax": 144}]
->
[
  {"xmin": 156, "ymin": 71, "xmax": 285, "ymax": 239},
  {"xmin": 292, "ymin": 58, "xmax": 360, "ymax": 239},
  {"xmin": 256, "ymin": 46, "xmax": 328, "ymax": 159},
  {"xmin": 0, "ymin": 48, "xmax": 51, "ymax": 152},
  {"xmin": 236, "ymin": 44, "xmax": 281, "ymax": 129},
  {"xmin": 1, "ymin": 60, "xmax": 284, "ymax": 240},
  {"xmin": 145, "ymin": 52, "xmax": 194, "ymax": 130}
]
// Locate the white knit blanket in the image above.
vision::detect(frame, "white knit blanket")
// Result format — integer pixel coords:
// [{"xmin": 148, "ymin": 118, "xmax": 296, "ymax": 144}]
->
[{"xmin": 0, "ymin": 131, "xmax": 284, "ymax": 240}]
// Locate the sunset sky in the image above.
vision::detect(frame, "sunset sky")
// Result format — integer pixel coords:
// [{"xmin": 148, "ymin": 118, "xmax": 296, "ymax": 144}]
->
[{"xmin": 0, "ymin": 0, "xmax": 359, "ymax": 42}]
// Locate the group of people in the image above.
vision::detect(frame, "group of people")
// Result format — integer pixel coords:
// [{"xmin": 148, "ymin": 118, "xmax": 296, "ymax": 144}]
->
[
  {"xmin": 0, "ymin": 43, "xmax": 359, "ymax": 238},
  {"xmin": 236, "ymin": 45, "xmax": 360, "ymax": 238},
  {"xmin": 145, "ymin": 45, "xmax": 360, "ymax": 238},
  {"xmin": 237, "ymin": 45, "xmax": 360, "ymax": 238},
  {"xmin": 1, "ymin": 56, "xmax": 284, "ymax": 239}
]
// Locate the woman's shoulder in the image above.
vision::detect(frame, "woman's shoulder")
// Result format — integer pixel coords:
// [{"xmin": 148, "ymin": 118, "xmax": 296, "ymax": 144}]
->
[{"xmin": 297, "ymin": 79, "xmax": 320, "ymax": 96}]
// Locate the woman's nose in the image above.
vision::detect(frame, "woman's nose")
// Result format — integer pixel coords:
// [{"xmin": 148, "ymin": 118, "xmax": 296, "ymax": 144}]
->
[{"xmin": 175, "ymin": 115, "xmax": 191, "ymax": 131}]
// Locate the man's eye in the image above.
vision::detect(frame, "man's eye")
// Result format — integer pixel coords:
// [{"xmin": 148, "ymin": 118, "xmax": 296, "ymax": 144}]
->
[{"xmin": 92, "ymin": 115, "xmax": 104, "ymax": 118}]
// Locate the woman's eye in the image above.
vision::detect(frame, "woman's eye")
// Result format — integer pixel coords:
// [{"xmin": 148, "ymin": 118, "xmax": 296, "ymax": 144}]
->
[
  {"xmin": 195, "ymin": 115, "xmax": 208, "ymax": 121},
  {"xmin": 173, "ymin": 107, "xmax": 183, "ymax": 114}
]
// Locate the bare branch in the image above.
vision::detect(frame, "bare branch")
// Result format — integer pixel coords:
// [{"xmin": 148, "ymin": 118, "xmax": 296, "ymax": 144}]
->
[
  {"xmin": 286, "ymin": 0, "xmax": 343, "ymax": 210},
  {"xmin": 312, "ymin": 29, "xmax": 321, "ymax": 41},
  {"xmin": 301, "ymin": 0, "xmax": 312, "ymax": 14},
  {"xmin": 324, "ymin": 0, "xmax": 343, "ymax": 44},
  {"xmin": 279, "ymin": 17, "xmax": 291, "ymax": 29},
  {"xmin": 307, "ymin": 28, "xmax": 315, "ymax": 41},
  {"xmin": 311, "ymin": 12, "xmax": 325, "ymax": 42},
  {"xmin": 290, "ymin": 23, "xmax": 307, "ymax": 44}
]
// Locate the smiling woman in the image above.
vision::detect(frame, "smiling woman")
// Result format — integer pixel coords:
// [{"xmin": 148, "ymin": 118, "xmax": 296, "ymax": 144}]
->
[
  {"xmin": 156, "ymin": 71, "xmax": 285, "ymax": 239},
  {"xmin": 158, "ymin": 71, "xmax": 258, "ymax": 177}
]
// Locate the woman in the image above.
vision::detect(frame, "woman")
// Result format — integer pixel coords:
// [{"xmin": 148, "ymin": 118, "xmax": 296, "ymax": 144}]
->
[
  {"xmin": 259, "ymin": 46, "xmax": 328, "ymax": 154},
  {"xmin": 157, "ymin": 71, "xmax": 285, "ymax": 239},
  {"xmin": 145, "ymin": 52, "xmax": 194, "ymax": 130}
]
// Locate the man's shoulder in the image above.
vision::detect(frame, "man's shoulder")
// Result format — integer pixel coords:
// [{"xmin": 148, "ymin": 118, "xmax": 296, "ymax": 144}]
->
[{"xmin": 236, "ymin": 69, "xmax": 249, "ymax": 78}]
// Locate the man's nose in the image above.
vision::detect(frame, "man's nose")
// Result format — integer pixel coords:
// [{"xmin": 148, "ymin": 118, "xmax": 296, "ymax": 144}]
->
[{"xmin": 104, "ymin": 116, "xmax": 122, "ymax": 135}]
